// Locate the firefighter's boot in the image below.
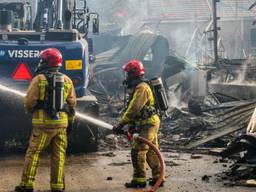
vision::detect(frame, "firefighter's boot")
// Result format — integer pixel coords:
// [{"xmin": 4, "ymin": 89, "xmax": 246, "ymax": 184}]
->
[
  {"xmin": 125, "ymin": 180, "xmax": 146, "ymax": 188},
  {"xmin": 148, "ymin": 178, "xmax": 165, "ymax": 187},
  {"xmin": 14, "ymin": 185, "xmax": 33, "ymax": 192}
]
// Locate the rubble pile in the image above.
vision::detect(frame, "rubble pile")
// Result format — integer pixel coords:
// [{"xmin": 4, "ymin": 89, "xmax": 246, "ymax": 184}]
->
[
  {"xmin": 97, "ymin": 92, "xmax": 255, "ymax": 151},
  {"xmin": 216, "ymin": 134, "xmax": 256, "ymax": 186},
  {"xmin": 159, "ymin": 97, "xmax": 256, "ymax": 151}
]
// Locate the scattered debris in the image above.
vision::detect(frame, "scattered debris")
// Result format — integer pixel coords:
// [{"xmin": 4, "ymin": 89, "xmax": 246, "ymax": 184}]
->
[
  {"xmin": 107, "ymin": 177, "xmax": 113, "ymax": 181},
  {"xmin": 165, "ymin": 160, "xmax": 180, "ymax": 167},
  {"xmin": 167, "ymin": 152, "xmax": 180, "ymax": 158},
  {"xmin": 108, "ymin": 162, "xmax": 131, "ymax": 166},
  {"xmin": 99, "ymin": 152, "xmax": 116, "ymax": 157},
  {"xmin": 190, "ymin": 154, "xmax": 203, "ymax": 159},
  {"xmin": 201, "ymin": 175, "xmax": 211, "ymax": 182},
  {"xmin": 159, "ymin": 99, "xmax": 256, "ymax": 151},
  {"xmin": 216, "ymin": 134, "xmax": 256, "ymax": 187}
]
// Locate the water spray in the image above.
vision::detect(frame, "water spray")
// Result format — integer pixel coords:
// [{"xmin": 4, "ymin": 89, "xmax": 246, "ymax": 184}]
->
[
  {"xmin": 0, "ymin": 84, "xmax": 26, "ymax": 97},
  {"xmin": 76, "ymin": 112, "xmax": 113, "ymax": 130},
  {"xmin": 0, "ymin": 83, "xmax": 113, "ymax": 129}
]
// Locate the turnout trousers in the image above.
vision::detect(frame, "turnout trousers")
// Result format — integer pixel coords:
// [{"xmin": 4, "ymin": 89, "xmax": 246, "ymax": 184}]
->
[
  {"xmin": 131, "ymin": 122, "xmax": 161, "ymax": 183},
  {"xmin": 19, "ymin": 127, "xmax": 67, "ymax": 190}
]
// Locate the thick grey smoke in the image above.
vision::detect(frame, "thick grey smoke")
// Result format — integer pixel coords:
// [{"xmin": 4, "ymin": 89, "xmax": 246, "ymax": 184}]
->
[
  {"xmin": 88, "ymin": 0, "xmax": 149, "ymax": 35},
  {"xmin": 118, "ymin": 0, "xmax": 149, "ymax": 35}
]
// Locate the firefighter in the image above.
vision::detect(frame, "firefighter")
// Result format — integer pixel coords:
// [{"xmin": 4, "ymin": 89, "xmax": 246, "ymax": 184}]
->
[
  {"xmin": 113, "ymin": 60, "xmax": 164, "ymax": 188},
  {"xmin": 15, "ymin": 48, "xmax": 76, "ymax": 192},
  {"xmin": 245, "ymin": 108, "xmax": 256, "ymax": 186}
]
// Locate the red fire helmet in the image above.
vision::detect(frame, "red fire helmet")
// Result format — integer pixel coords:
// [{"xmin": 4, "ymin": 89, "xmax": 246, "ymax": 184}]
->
[
  {"xmin": 39, "ymin": 48, "xmax": 62, "ymax": 68},
  {"xmin": 122, "ymin": 59, "xmax": 145, "ymax": 78}
]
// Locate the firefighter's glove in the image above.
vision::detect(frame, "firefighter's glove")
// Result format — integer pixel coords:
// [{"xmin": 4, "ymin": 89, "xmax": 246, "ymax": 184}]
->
[
  {"xmin": 247, "ymin": 108, "xmax": 256, "ymax": 133},
  {"xmin": 112, "ymin": 123, "xmax": 125, "ymax": 135},
  {"xmin": 63, "ymin": 104, "xmax": 75, "ymax": 116},
  {"xmin": 67, "ymin": 121, "xmax": 74, "ymax": 135}
]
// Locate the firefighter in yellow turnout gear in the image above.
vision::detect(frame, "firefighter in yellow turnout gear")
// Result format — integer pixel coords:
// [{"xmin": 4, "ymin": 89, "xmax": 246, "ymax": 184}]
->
[
  {"xmin": 113, "ymin": 60, "xmax": 164, "ymax": 188},
  {"xmin": 245, "ymin": 107, "xmax": 256, "ymax": 187},
  {"xmin": 15, "ymin": 48, "xmax": 76, "ymax": 192}
]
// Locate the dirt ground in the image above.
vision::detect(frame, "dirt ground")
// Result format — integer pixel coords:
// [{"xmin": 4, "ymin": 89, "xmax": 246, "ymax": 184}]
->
[{"xmin": 0, "ymin": 151, "xmax": 254, "ymax": 192}]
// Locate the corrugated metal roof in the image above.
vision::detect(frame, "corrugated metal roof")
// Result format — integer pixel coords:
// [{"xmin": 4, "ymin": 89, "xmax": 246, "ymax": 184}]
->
[
  {"xmin": 218, "ymin": 0, "xmax": 256, "ymax": 18},
  {"xmin": 89, "ymin": 0, "xmax": 256, "ymax": 23},
  {"xmin": 147, "ymin": 0, "xmax": 256, "ymax": 21},
  {"xmin": 147, "ymin": 0, "xmax": 211, "ymax": 20}
]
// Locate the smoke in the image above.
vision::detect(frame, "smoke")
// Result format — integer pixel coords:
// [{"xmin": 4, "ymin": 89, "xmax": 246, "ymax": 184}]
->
[
  {"xmin": 118, "ymin": 0, "xmax": 149, "ymax": 35},
  {"xmin": 170, "ymin": 26, "xmax": 203, "ymax": 60},
  {"xmin": 236, "ymin": 55, "xmax": 256, "ymax": 84},
  {"xmin": 236, "ymin": 59, "xmax": 248, "ymax": 83},
  {"xmin": 167, "ymin": 84, "xmax": 188, "ymax": 109},
  {"xmin": 88, "ymin": 0, "xmax": 149, "ymax": 35},
  {"xmin": 209, "ymin": 55, "xmax": 256, "ymax": 86}
]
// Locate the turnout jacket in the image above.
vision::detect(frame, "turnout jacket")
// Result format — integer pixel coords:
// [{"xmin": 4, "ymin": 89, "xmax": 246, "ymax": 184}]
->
[
  {"xmin": 24, "ymin": 73, "xmax": 77, "ymax": 129},
  {"xmin": 121, "ymin": 82, "xmax": 160, "ymax": 126}
]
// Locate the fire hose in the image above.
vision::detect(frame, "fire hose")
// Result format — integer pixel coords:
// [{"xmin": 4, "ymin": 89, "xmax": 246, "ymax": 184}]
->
[{"xmin": 131, "ymin": 133, "xmax": 166, "ymax": 192}]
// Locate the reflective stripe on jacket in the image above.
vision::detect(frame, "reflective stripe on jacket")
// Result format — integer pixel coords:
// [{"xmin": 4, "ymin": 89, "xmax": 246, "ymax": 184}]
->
[
  {"xmin": 24, "ymin": 74, "xmax": 77, "ymax": 129},
  {"xmin": 121, "ymin": 82, "xmax": 160, "ymax": 126}
]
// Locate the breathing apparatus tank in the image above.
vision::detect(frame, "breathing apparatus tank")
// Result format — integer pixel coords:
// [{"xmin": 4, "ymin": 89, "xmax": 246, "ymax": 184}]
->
[
  {"xmin": 150, "ymin": 77, "xmax": 169, "ymax": 114},
  {"xmin": 46, "ymin": 72, "xmax": 65, "ymax": 119}
]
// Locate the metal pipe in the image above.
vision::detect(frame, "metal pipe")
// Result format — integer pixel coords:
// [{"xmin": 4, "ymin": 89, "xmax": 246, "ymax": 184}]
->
[
  {"xmin": 63, "ymin": 0, "xmax": 72, "ymax": 29},
  {"xmin": 72, "ymin": 0, "xmax": 77, "ymax": 29},
  {"xmin": 56, "ymin": 0, "xmax": 63, "ymax": 29},
  {"xmin": 34, "ymin": 0, "xmax": 38, "ymax": 21},
  {"xmin": 212, "ymin": 0, "xmax": 218, "ymax": 63}
]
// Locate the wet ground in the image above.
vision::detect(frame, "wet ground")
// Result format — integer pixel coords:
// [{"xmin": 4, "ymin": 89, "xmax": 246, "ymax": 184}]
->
[{"xmin": 0, "ymin": 151, "xmax": 254, "ymax": 192}]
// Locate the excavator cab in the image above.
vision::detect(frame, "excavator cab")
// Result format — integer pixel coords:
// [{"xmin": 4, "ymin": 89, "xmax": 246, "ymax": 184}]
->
[{"xmin": 0, "ymin": 0, "xmax": 100, "ymax": 153}]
